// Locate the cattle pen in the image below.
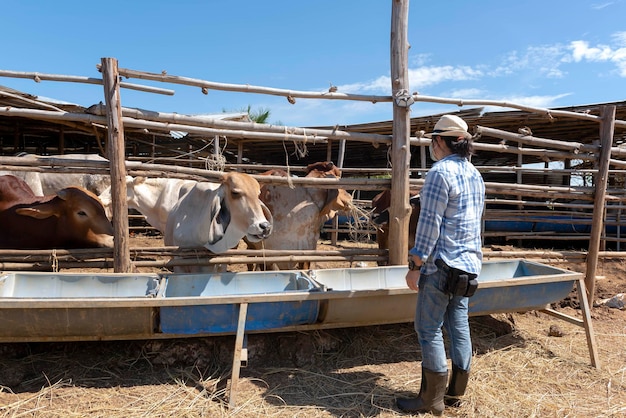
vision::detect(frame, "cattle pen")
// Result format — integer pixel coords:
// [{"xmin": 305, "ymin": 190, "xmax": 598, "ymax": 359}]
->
[{"xmin": 0, "ymin": 0, "xmax": 625, "ymax": 410}]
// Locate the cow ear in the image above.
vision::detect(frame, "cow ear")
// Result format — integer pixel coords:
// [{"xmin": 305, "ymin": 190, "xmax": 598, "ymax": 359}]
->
[
  {"xmin": 15, "ymin": 205, "xmax": 59, "ymax": 219},
  {"xmin": 132, "ymin": 176, "xmax": 145, "ymax": 185},
  {"xmin": 56, "ymin": 188, "xmax": 70, "ymax": 200}
]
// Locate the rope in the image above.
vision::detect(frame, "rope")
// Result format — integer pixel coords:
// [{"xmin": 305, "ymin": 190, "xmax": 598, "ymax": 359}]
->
[
  {"xmin": 204, "ymin": 136, "xmax": 227, "ymax": 172},
  {"xmin": 283, "ymin": 128, "xmax": 295, "ymax": 189},
  {"xmin": 50, "ymin": 249, "xmax": 59, "ymax": 272}
]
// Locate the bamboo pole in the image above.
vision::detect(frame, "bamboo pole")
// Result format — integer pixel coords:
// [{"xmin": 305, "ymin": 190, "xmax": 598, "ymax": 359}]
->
[
  {"xmin": 586, "ymin": 105, "xmax": 616, "ymax": 302},
  {"xmin": 0, "ymin": 69, "xmax": 175, "ymax": 95},
  {"xmin": 388, "ymin": 0, "xmax": 411, "ymax": 266},
  {"xmin": 104, "ymin": 65, "xmax": 392, "ymax": 104},
  {"xmin": 87, "ymin": 103, "xmax": 392, "ymax": 145},
  {"xmin": 101, "ymin": 57, "xmax": 131, "ymax": 273},
  {"xmin": 476, "ymin": 125, "xmax": 600, "ymax": 154}
]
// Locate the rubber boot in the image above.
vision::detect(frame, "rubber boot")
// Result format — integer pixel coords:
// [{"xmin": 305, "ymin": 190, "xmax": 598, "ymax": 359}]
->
[
  {"xmin": 444, "ymin": 364, "xmax": 470, "ymax": 407},
  {"xmin": 396, "ymin": 368, "xmax": 448, "ymax": 416}
]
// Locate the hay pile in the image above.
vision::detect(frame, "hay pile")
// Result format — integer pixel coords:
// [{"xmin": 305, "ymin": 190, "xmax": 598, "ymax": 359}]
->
[{"xmin": 1, "ymin": 308, "xmax": 624, "ymax": 417}]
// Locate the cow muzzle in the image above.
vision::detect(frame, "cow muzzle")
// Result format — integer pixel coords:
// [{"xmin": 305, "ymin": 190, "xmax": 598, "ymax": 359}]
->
[{"xmin": 247, "ymin": 202, "xmax": 273, "ymax": 241}]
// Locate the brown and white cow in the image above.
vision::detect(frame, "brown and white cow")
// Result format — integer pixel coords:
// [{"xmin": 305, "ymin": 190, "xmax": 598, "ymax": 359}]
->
[
  {"xmin": 0, "ymin": 175, "xmax": 114, "ymax": 249},
  {"xmin": 371, "ymin": 189, "xmax": 420, "ymax": 265},
  {"xmin": 247, "ymin": 161, "xmax": 353, "ymax": 270},
  {"xmin": 164, "ymin": 172, "xmax": 273, "ymax": 255}
]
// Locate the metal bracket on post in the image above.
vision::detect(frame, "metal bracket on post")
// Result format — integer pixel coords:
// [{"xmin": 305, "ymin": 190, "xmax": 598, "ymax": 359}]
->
[{"xmin": 241, "ymin": 334, "xmax": 248, "ymax": 368}]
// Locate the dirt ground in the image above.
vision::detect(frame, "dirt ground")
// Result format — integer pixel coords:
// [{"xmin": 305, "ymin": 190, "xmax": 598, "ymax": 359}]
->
[{"xmin": 0, "ymin": 236, "xmax": 625, "ymax": 417}]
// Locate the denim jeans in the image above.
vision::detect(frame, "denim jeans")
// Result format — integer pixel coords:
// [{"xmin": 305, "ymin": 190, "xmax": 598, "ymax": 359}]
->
[{"xmin": 414, "ymin": 266, "xmax": 472, "ymax": 372}]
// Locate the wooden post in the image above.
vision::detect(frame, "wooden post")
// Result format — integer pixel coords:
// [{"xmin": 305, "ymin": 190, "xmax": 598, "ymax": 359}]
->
[
  {"xmin": 331, "ymin": 139, "xmax": 347, "ymax": 246},
  {"xmin": 388, "ymin": 0, "xmax": 411, "ymax": 265},
  {"xmin": 326, "ymin": 140, "xmax": 333, "ymax": 162},
  {"xmin": 586, "ymin": 105, "xmax": 615, "ymax": 302},
  {"xmin": 237, "ymin": 142, "xmax": 243, "ymax": 165},
  {"xmin": 101, "ymin": 57, "xmax": 131, "ymax": 273}
]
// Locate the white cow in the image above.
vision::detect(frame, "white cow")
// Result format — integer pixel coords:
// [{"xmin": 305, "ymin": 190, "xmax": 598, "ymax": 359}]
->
[
  {"xmin": 165, "ymin": 171, "xmax": 273, "ymax": 254},
  {"xmin": 99, "ymin": 176, "xmax": 196, "ymax": 233},
  {"xmin": 0, "ymin": 153, "xmax": 110, "ymax": 196}
]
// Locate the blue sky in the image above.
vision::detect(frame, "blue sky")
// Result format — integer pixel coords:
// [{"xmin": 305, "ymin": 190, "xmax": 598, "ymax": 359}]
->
[{"xmin": 2, "ymin": 1, "xmax": 626, "ymax": 127}]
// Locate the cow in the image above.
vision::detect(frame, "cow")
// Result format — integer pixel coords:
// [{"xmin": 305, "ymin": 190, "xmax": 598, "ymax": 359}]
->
[
  {"xmin": 164, "ymin": 172, "xmax": 273, "ymax": 257},
  {"xmin": 371, "ymin": 189, "xmax": 420, "ymax": 265},
  {"xmin": 246, "ymin": 161, "xmax": 353, "ymax": 270},
  {"xmin": 99, "ymin": 176, "xmax": 197, "ymax": 233},
  {"xmin": 0, "ymin": 175, "xmax": 114, "ymax": 249},
  {"xmin": 0, "ymin": 153, "xmax": 111, "ymax": 196}
]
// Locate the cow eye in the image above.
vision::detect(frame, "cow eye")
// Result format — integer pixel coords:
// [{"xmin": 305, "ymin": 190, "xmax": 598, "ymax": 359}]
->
[
  {"xmin": 77, "ymin": 210, "xmax": 88, "ymax": 217},
  {"xmin": 231, "ymin": 189, "xmax": 242, "ymax": 199}
]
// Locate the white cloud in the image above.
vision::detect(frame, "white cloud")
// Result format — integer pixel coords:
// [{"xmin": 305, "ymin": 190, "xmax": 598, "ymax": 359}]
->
[
  {"xmin": 409, "ymin": 65, "xmax": 483, "ymax": 90},
  {"xmin": 482, "ymin": 93, "xmax": 573, "ymax": 113},
  {"xmin": 612, "ymin": 31, "xmax": 626, "ymax": 46},
  {"xmin": 568, "ymin": 38, "xmax": 626, "ymax": 76},
  {"xmin": 494, "ymin": 46, "xmax": 567, "ymax": 78},
  {"xmin": 445, "ymin": 88, "xmax": 485, "ymax": 99},
  {"xmin": 338, "ymin": 76, "xmax": 390, "ymax": 94},
  {"xmin": 591, "ymin": 2, "xmax": 614, "ymax": 10},
  {"xmin": 570, "ymin": 40, "xmax": 615, "ymax": 61}
]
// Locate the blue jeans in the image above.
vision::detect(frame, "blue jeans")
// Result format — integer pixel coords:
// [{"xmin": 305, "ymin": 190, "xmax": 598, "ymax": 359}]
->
[{"xmin": 414, "ymin": 266, "xmax": 472, "ymax": 372}]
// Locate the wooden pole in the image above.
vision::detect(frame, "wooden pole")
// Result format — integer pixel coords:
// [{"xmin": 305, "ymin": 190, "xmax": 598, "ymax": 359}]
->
[
  {"xmin": 331, "ymin": 139, "xmax": 347, "ymax": 246},
  {"xmin": 388, "ymin": 0, "xmax": 411, "ymax": 265},
  {"xmin": 586, "ymin": 105, "xmax": 615, "ymax": 302},
  {"xmin": 101, "ymin": 57, "xmax": 131, "ymax": 273}
]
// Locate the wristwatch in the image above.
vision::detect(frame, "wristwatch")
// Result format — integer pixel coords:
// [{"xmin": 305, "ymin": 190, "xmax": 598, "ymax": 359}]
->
[{"xmin": 408, "ymin": 257, "xmax": 422, "ymax": 271}]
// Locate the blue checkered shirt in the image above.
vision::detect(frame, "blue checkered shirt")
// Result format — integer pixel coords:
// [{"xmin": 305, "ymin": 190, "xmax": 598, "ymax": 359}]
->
[{"xmin": 409, "ymin": 154, "xmax": 485, "ymax": 275}]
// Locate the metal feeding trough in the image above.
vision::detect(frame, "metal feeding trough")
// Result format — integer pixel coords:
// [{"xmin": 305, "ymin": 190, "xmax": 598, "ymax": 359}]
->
[
  {"xmin": 469, "ymin": 259, "xmax": 581, "ymax": 315},
  {"xmin": 306, "ymin": 260, "xmax": 583, "ymax": 323},
  {"xmin": 0, "ymin": 271, "xmax": 162, "ymax": 340},
  {"xmin": 305, "ymin": 259, "xmax": 598, "ymax": 369},
  {"xmin": 305, "ymin": 266, "xmax": 416, "ymax": 326},
  {"xmin": 159, "ymin": 270, "xmax": 320, "ymax": 334},
  {"xmin": 0, "ymin": 259, "xmax": 598, "ymax": 374}
]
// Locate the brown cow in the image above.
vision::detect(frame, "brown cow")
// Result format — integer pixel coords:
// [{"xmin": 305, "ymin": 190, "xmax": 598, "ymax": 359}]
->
[
  {"xmin": 0, "ymin": 175, "xmax": 114, "ymax": 249},
  {"xmin": 247, "ymin": 161, "xmax": 353, "ymax": 270},
  {"xmin": 371, "ymin": 189, "xmax": 420, "ymax": 265}
]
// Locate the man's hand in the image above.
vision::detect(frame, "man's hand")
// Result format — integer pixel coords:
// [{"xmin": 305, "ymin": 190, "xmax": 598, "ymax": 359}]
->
[{"xmin": 405, "ymin": 269, "xmax": 420, "ymax": 291}]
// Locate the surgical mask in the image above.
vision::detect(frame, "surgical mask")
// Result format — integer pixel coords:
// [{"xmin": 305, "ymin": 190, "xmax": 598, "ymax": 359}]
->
[{"xmin": 429, "ymin": 141, "xmax": 439, "ymax": 162}]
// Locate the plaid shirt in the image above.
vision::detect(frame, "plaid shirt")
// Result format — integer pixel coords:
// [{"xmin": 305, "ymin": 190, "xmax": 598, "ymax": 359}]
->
[{"xmin": 409, "ymin": 154, "xmax": 485, "ymax": 276}]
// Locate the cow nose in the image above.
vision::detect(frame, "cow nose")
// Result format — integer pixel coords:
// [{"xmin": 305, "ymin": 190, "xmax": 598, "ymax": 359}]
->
[{"xmin": 260, "ymin": 221, "xmax": 271, "ymax": 235}]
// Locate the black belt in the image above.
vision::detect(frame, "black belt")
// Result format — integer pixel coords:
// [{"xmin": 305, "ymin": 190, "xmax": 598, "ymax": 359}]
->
[{"xmin": 435, "ymin": 259, "xmax": 450, "ymax": 272}]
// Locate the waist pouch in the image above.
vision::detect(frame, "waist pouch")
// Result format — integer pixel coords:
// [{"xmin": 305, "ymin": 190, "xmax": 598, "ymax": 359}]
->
[{"xmin": 436, "ymin": 259, "xmax": 478, "ymax": 297}]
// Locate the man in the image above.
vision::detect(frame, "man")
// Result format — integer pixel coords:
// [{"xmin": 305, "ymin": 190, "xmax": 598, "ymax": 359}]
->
[{"xmin": 397, "ymin": 114, "xmax": 485, "ymax": 415}]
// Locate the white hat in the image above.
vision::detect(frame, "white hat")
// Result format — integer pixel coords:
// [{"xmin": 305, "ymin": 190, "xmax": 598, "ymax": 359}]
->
[{"xmin": 424, "ymin": 114, "xmax": 472, "ymax": 140}]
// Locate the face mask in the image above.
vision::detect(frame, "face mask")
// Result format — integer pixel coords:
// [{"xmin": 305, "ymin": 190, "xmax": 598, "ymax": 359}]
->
[{"xmin": 429, "ymin": 141, "xmax": 439, "ymax": 162}]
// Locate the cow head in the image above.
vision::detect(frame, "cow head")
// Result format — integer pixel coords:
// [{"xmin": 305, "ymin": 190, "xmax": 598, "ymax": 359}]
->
[
  {"xmin": 205, "ymin": 172, "xmax": 273, "ymax": 252},
  {"xmin": 304, "ymin": 162, "xmax": 353, "ymax": 224},
  {"xmin": 15, "ymin": 186, "xmax": 115, "ymax": 248}
]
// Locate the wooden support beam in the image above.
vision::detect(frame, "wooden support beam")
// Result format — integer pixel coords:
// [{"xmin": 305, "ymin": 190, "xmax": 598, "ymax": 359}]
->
[
  {"xmin": 586, "ymin": 105, "xmax": 615, "ymax": 301},
  {"xmin": 101, "ymin": 57, "xmax": 131, "ymax": 273},
  {"xmin": 388, "ymin": 0, "xmax": 411, "ymax": 266}
]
